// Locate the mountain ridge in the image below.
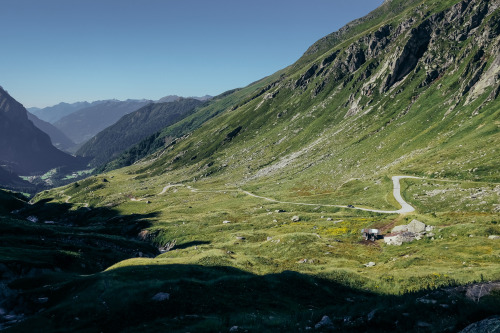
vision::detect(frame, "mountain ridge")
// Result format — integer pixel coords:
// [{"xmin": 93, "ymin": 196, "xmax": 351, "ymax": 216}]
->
[
  {"xmin": 53, "ymin": 99, "xmax": 152, "ymax": 144},
  {"xmin": 0, "ymin": 86, "xmax": 84, "ymax": 176},
  {"xmin": 26, "ymin": 111, "xmax": 75, "ymax": 151},
  {"xmin": 76, "ymin": 98, "xmax": 204, "ymax": 167}
]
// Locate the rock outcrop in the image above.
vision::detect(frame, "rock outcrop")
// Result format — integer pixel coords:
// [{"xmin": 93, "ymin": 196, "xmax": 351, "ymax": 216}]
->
[{"xmin": 384, "ymin": 220, "xmax": 434, "ymax": 246}]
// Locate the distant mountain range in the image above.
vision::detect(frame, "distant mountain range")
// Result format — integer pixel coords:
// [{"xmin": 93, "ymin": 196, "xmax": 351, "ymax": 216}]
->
[
  {"xmin": 0, "ymin": 87, "xmax": 84, "ymax": 176},
  {"xmin": 27, "ymin": 96, "xmax": 212, "ymax": 146},
  {"xmin": 28, "ymin": 101, "xmax": 104, "ymax": 123},
  {"xmin": 53, "ymin": 99, "xmax": 152, "ymax": 144},
  {"xmin": 26, "ymin": 112, "xmax": 75, "ymax": 151},
  {"xmin": 76, "ymin": 98, "xmax": 204, "ymax": 167},
  {"xmin": 157, "ymin": 95, "xmax": 212, "ymax": 103}
]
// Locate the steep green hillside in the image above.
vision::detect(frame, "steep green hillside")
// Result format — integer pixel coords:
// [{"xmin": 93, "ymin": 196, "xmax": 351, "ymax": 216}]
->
[
  {"xmin": 111, "ymin": 0, "xmax": 500, "ymax": 191},
  {"xmin": 76, "ymin": 98, "xmax": 204, "ymax": 167},
  {"xmin": 101, "ymin": 75, "xmax": 285, "ymax": 172},
  {"xmin": 5, "ymin": 0, "xmax": 500, "ymax": 331}
]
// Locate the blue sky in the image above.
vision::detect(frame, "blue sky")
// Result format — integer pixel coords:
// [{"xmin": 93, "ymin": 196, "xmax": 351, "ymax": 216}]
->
[{"xmin": 0, "ymin": 0, "xmax": 383, "ymax": 108}]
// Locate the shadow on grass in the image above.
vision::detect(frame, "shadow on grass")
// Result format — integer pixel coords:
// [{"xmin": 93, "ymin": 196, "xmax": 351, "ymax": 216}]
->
[
  {"xmin": 1, "ymin": 195, "xmax": 161, "ymax": 276},
  {"xmin": 174, "ymin": 240, "xmax": 211, "ymax": 250},
  {"xmin": 8, "ymin": 263, "xmax": 500, "ymax": 333},
  {"xmin": 0, "ymin": 194, "xmax": 166, "ymax": 331}
]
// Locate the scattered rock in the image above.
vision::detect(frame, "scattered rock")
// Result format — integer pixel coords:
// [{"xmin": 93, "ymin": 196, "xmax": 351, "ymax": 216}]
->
[
  {"xmin": 367, "ymin": 309, "xmax": 377, "ymax": 321},
  {"xmin": 275, "ymin": 209, "xmax": 285, "ymax": 213},
  {"xmin": 326, "ymin": 218, "xmax": 332, "ymax": 221},
  {"xmin": 152, "ymin": 292, "xmax": 170, "ymax": 301},
  {"xmin": 223, "ymin": 220, "xmax": 231, "ymax": 224},
  {"xmin": 229, "ymin": 325, "xmax": 239, "ymax": 332},
  {"xmin": 488, "ymin": 235, "xmax": 500, "ymax": 240},
  {"xmin": 291, "ymin": 216, "xmax": 300, "ymax": 222},
  {"xmin": 418, "ymin": 298, "xmax": 437, "ymax": 304},
  {"xmin": 364, "ymin": 262, "xmax": 376, "ymax": 267},
  {"xmin": 236, "ymin": 236, "xmax": 245, "ymax": 240},
  {"xmin": 460, "ymin": 316, "xmax": 500, "ymax": 333},
  {"xmin": 417, "ymin": 321, "xmax": 433, "ymax": 328},
  {"xmin": 26, "ymin": 216, "xmax": 38, "ymax": 223},
  {"xmin": 315, "ymin": 315, "xmax": 334, "ymax": 330},
  {"xmin": 267, "ymin": 237, "xmax": 273, "ymax": 241}
]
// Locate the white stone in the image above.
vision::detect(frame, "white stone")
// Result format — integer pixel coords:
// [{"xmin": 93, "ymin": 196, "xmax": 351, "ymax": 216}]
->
[{"xmin": 152, "ymin": 292, "xmax": 170, "ymax": 301}]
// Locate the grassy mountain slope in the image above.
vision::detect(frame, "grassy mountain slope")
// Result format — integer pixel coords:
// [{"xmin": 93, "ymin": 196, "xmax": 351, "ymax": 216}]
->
[
  {"xmin": 5, "ymin": 0, "xmax": 500, "ymax": 331},
  {"xmin": 76, "ymin": 98, "xmax": 204, "ymax": 167},
  {"xmin": 101, "ymin": 74, "xmax": 285, "ymax": 172}
]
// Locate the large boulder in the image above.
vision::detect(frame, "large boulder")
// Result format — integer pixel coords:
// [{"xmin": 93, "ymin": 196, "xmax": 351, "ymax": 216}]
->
[
  {"xmin": 315, "ymin": 315, "xmax": 334, "ymax": 330},
  {"xmin": 392, "ymin": 225, "xmax": 409, "ymax": 233},
  {"xmin": 384, "ymin": 232, "xmax": 417, "ymax": 246},
  {"xmin": 407, "ymin": 219, "xmax": 426, "ymax": 233},
  {"xmin": 460, "ymin": 316, "xmax": 500, "ymax": 333}
]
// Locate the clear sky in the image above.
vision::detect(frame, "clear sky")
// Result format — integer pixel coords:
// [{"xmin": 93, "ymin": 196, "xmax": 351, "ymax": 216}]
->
[{"xmin": 0, "ymin": 0, "xmax": 383, "ymax": 108}]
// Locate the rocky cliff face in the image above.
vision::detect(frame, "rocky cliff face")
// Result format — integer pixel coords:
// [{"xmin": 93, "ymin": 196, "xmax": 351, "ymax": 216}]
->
[
  {"xmin": 0, "ymin": 87, "xmax": 84, "ymax": 175},
  {"xmin": 294, "ymin": 0, "xmax": 500, "ymax": 115}
]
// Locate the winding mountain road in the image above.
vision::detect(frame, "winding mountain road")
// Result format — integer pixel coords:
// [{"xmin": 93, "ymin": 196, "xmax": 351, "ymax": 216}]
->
[{"xmin": 158, "ymin": 176, "xmax": 421, "ymax": 214}]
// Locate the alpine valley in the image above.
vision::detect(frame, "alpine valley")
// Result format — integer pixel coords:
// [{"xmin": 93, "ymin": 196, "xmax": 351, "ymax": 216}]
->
[{"xmin": 1, "ymin": 0, "xmax": 500, "ymax": 332}]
